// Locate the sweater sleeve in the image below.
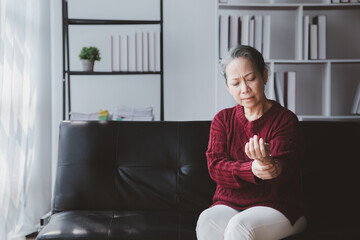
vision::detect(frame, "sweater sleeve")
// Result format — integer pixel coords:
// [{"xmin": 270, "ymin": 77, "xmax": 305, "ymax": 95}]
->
[
  {"xmin": 206, "ymin": 111, "xmax": 258, "ymax": 189},
  {"xmin": 266, "ymin": 111, "xmax": 305, "ymax": 184}
]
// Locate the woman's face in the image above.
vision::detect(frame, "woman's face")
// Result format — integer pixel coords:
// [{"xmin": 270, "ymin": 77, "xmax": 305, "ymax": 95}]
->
[{"xmin": 225, "ymin": 57, "xmax": 267, "ymax": 109}]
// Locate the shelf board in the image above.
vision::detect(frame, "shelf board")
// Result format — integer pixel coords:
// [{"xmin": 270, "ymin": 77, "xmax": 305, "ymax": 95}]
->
[
  {"xmin": 264, "ymin": 59, "xmax": 360, "ymax": 64},
  {"xmin": 67, "ymin": 19, "xmax": 162, "ymax": 25},
  {"xmin": 298, "ymin": 115, "xmax": 360, "ymax": 121},
  {"xmin": 219, "ymin": 3, "xmax": 360, "ymax": 9},
  {"xmin": 66, "ymin": 71, "xmax": 161, "ymax": 75}
]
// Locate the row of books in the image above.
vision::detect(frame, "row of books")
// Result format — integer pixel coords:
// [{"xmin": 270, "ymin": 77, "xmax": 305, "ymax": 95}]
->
[
  {"xmin": 219, "ymin": 14, "xmax": 271, "ymax": 59},
  {"xmin": 270, "ymin": 71, "xmax": 297, "ymax": 113},
  {"xmin": 303, "ymin": 15, "xmax": 326, "ymax": 60},
  {"xmin": 70, "ymin": 106, "xmax": 154, "ymax": 121},
  {"xmin": 351, "ymin": 82, "xmax": 360, "ymax": 115},
  {"xmin": 111, "ymin": 32, "xmax": 161, "ymax": 72}
]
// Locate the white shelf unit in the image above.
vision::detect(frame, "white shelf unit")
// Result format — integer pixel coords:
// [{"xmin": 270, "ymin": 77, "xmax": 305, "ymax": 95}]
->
[{"xmin": 216, "ymin": 0, "xmax": 360, "ymax": 121}]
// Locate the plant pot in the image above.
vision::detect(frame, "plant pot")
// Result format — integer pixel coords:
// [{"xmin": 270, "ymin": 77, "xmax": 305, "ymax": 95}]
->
[{"xmin": 81, "ymin": 59, "xmax": 95, "ymax": 72}]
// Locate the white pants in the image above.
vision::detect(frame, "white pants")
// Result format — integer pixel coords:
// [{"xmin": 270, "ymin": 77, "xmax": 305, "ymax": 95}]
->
[{"xmin": 196, "ymin": 205, "xmax": 306, "ymax": 240}]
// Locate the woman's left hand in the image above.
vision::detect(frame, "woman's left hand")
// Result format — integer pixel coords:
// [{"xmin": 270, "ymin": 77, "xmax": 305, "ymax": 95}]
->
[{"xmin": 245, "ymin": 135, "xmax": 282, "ymax": 180}]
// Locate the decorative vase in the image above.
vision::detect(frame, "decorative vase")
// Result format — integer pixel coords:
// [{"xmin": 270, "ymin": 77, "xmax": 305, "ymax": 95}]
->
[{"xmin": 81, "ymin": 59, "xmax": 95, "ymax": 72}]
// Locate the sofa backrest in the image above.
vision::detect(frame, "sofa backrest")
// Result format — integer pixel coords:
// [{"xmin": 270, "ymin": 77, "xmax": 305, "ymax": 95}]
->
[
  {"xmin": 53, "ymin": 121, "xmax": 216, "ymax": 213},
  {"xmin": 299, "ymin": 121, "xmax": 360, "ymax": 230}
]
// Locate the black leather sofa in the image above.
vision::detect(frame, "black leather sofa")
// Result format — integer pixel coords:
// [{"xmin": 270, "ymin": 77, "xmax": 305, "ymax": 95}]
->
[{"xmin": 36, "ymin": 120, "xmax": 360, "ymax": 240}]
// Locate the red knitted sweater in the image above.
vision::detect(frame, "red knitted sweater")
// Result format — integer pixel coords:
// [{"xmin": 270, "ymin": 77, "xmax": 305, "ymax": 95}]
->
[{"xmin": 207, "ymin": 100, "xmax": 305, "ymax": 225}]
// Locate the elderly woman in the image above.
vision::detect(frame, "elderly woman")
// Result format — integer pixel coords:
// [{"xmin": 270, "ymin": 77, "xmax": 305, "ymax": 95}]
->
[{"xmin": 196, "ymin": 45, "xmax": 307, "ymax": 240}]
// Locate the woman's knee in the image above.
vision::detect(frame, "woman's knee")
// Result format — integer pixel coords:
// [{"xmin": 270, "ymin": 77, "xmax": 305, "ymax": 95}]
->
[
  {"xmin": 196, "ymin": 207, "xmax": 221, "ymax": 232},
  {"xmin": 196, "ymin": 205, "xmax": 238, "ymax": 239},
  {"xmin": 224, "ymin": 215, "xmax": 254, "ymax": 240}
]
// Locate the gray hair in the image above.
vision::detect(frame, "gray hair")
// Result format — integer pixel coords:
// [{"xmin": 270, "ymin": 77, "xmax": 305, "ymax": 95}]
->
[{"xmin": 220, "ymin": 45, "xmax": 266, "ymax": 84}]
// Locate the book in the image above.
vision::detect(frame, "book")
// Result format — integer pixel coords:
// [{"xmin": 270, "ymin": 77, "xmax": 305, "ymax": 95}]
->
[
  {"xmin": 120, "ymin": 35, "xmax": 128, "ymax": 71},
  {"xmin": 143, "ymin": 32, "xmax": 149, "ymax": 72},
  {"xmin": 351, "ymin": 81, "xmax": 360, "ymax": 114},
  {"xmin": 155, "ymin": 31, "xmax": 161, "ymax": 72},
  {"xmin": 303, "ymin": 16, "xmax": 309, "ymax": 60},
  {"xmin": 238, "ymin": 17, "xmax": 242, "ymax": 47},
  {"xmin": 265, "ymin": 71, "xmax": 276, "ymax": 101},
  {"xmin": 249, "ymin": 16, "xmax": 255, "ymax": 48},
  {"xmin": 254, "ymin": 15, "xmax": 263, "ymax": 54},
  {"xmin": 262, "ymin": 15, "xmax": 271, "ymax": 60},
  {"xmin": 111, "ymin": 35, "xmax": 120, "ymax": 71},
  {"xmin": 313, "ymin": 16, "xmax": 326, "ymax": 59},
  {"xmin": 284, "ymin": 71, "xmax": 296, "ymax": 113},
  {"xmin": 219, "ymin": 14, "xmax": 229, "ymax": 59},
  {"xmin": 136, "ymin": 32, "xmax": 143, "ymax": 72},
  {"xmin": 240, "ymin": 15, "xmax": 250, "ymax": 45},
  {"xmin": 229, "ymin": 15, "xmax": 240, "ymax": 49},
  {"xmin": 274, "ymin": 72, "xmax": 285, "ymax": 107},
  {"xmin": 70, "ymin": 110, "xmax": 110, "ymax": 121},
  {"xmin": 310, "ymin": 24, "xmax": 318, "ymax": 59},
  {"xmin": 113, "ymin": 105, "xmax": 154, "ymax": 121},
  {"xmin": 148, "ymin": 32, "xmax": 155, "ymax": 72},
  {"xmin": 128, "ymin": 33, "xmax": 136, "ymax": 71}
]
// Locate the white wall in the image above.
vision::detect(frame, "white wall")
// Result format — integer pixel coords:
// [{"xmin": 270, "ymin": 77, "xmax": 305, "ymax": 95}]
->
[
  {"xmin": 164, "ymin": 0, "xmax": 217, "ymax": 120},
  {"xmin": 50, "ymin": 0, "xmax": 219, "ymax": 187}
]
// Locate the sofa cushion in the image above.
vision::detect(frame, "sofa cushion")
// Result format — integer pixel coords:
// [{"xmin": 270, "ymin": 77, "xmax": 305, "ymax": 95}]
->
[{"xmin": 38, "ymin": 210, "xmax": 199, "ymax": 240}]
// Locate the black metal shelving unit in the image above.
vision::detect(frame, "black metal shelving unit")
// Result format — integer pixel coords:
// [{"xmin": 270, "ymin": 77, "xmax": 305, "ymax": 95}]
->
[{"xmin": 62, "ymin": 0, "xmax": 164, "ymax": 120}]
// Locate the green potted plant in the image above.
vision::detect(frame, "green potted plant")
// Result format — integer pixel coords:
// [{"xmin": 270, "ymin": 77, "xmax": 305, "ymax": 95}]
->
[{"xmin": 79, "ymin": 46, "xmax": 101, "ymax": 71}]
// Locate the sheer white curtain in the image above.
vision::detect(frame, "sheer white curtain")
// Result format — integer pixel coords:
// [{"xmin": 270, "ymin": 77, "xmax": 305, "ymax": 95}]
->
[{"xmin": 0, "ymin": 0, "xmax": 51, "ymax": 239}]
